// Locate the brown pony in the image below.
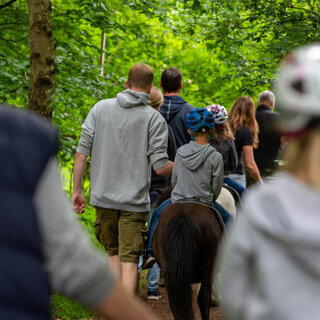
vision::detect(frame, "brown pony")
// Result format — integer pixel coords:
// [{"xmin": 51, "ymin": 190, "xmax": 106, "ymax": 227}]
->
[{"xmin": 152, "ymin": 199, "xmax": 224, "ymax": 320}]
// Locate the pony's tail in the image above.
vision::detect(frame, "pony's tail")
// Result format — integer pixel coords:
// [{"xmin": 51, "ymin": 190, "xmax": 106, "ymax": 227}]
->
[{"xmin": 166, "ymin": 214, "xmax": 200, "ymax": 319}]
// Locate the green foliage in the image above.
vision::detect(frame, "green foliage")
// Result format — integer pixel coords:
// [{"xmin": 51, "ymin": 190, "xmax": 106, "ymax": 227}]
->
[
  {"xmin": 178, "ymin": 0, "xmax": 320, "ymax": 100},
  {"xmin": 2, "ymin": 2, "xmax": 320, "ymax": 318},
  {"xmin": 51, "ymin": 294, "xmax": 98, "ymax": 319},
  {"xmin": 4, "ymin": 0, "xmax": 319, "ymax": 165}
]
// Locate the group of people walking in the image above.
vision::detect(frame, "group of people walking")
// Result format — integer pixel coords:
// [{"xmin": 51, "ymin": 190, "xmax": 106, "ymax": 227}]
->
[
  {"xmin": 2, "ymin": 43, "xmax": 320, "ymax": 320},
  {"xmin": 72, "ymin": 62, "xmax": 285, "ymax": 302}
]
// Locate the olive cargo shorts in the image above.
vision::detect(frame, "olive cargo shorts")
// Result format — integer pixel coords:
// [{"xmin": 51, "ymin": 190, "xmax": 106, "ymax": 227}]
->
[{"xmin": 94, "ymin": 207, "xmax": 148, "ymax": 264}]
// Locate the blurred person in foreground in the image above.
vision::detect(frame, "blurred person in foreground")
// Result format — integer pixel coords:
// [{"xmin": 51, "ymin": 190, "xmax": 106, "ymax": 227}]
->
[
  {"xmin": 0, "ymin": 104, "xmax": 156, "ymax": 320},
  {"xmin": 218, "ymin": 44, "xmax": 320, "ymax": 320}
]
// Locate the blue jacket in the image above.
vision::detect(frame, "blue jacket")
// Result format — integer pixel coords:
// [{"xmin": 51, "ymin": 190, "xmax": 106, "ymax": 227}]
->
[
  {"xmin": 159, "ymin": 95, "xmax": 195, "ymax": 148},
  {"xmin": 0, "ymin": 106, "xmax": 59, "ymax": 319}
]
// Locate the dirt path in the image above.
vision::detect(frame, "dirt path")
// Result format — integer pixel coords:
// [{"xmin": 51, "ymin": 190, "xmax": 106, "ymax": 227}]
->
[{"xmin": 138, "ymin": 272, "xmax": 224, "ymax": 320}]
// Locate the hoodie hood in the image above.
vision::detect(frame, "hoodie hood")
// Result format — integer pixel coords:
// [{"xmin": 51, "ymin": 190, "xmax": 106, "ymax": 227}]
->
[
  {"xmin": 160, "ymin": 95, "xmax": 187, "ymax": 121},
  {"xmin": 116, "ymin": 89, "xmax": 150, "ymax": 109},
  {"xmin": 244, "ymin": 173, "xmax": 320, "ymax": 275},
  {"xmin": 177, "ymin": 141, "xmax": 213, "ymax": 171}
]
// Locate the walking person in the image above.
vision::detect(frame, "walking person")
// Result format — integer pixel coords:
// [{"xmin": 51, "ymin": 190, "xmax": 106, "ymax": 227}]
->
[
  {"xmin": 159, "ymin": 67, "xmax": 195, "ymax": 148},
  {"xmin": 149, "ymin": 86, "xmax": 177, "ymax": 204},
  {"xmin": 218, "ymin": 44, "xmax": 320, "ymax": 320},
  {"xmin": 146, "ymin": 86, "xmax": 177, "ymax": 300},
  {"xmin": 254, "ymin": 90, "xmax": 283, "ymax": 179},
  {"xmin": 72, "ymin": 63, "xmax": 173, "ymax": 295},
  {"xmin": 0, "ymin": 104, "xmax": 157, "ymax": 320},
  {"xmin": 227, "ymin": 96, "xmax": 263, "ymax": 187}
]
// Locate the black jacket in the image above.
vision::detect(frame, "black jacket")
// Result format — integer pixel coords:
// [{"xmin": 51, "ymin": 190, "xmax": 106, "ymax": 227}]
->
[
  {"xmin": 159, "ymin": 95, "xmax": 194, "ymax": 148},
  {"xmin": 0, "ymin": 105, "xmax": 59, "ymax": 319},
  {"xmin": 254, "ymin": 104, "xmax": 282, "ymax": 170}
]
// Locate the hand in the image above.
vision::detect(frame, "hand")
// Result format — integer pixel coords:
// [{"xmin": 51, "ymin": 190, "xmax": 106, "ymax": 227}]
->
[{"xmin": 72, "ymin": 192, "xmax": 86, "ymax": 214}]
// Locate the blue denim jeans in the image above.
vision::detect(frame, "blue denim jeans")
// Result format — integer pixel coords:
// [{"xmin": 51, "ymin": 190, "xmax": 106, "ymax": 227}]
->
[
  {"xmin": 146, "ymin": 198, "xmax": 172, "ymax": 252},
  {"xmin": 214, "ymin": 200, "xmax": 233, "ymax": 228},
  {"xmin": 224, "ymin": 177, "xmax": 248, "ymax": 198},
  {"xmin": 147, "ymin": 262, "xmax": 161, "ymax": 291}
]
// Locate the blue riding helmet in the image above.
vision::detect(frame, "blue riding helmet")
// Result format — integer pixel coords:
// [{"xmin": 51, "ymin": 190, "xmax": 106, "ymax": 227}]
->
[{"xmin": 185, "ymin": 108, "xmax": 215, "ymax": 132}]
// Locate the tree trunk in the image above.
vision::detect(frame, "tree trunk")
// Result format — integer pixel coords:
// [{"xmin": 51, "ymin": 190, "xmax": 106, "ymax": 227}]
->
[
  {"xmin": 27, "ymin": 0, "xmax": 55, "ymax": 119},
  {"xmin": 100, "ymin": 31, "xmax": 106, "ymax": 76}
]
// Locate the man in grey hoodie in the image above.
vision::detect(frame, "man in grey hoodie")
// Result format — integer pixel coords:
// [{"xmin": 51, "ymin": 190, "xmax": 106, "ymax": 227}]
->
[{"xmin": 72, "ymin": 63, "xmax": 173, "ymax": 294}]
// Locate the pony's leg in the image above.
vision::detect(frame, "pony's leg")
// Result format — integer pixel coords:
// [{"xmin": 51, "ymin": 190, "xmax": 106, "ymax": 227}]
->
[{"xmin": 197, "ymin": 273, "xmax": 213, "ymax": 320}]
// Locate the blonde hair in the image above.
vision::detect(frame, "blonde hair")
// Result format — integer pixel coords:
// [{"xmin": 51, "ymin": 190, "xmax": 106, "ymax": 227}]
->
[
  {"xmin": 282, "ymin": 129, "xmax": 320, "ymax": 189},
  {"xmin": 227, "ymin": 96, "xmax": 259, "ymax": 148},
  {"xmin": 150, "ymin": 87, "xmax": 163, "ymax": 110}
]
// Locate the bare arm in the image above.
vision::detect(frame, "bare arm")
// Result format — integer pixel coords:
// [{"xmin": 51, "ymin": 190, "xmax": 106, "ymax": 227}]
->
[
  {"xmin": 93, "ymin": 283, "xmax": 157, "ymax": 320},
  {"xmin": 242, "ymin": 145, "xmax": 263, "ymax": 184},
  {"xmin": 280, "ymin": 135, "xmax": 288, "ymax": 148},
  {"xmin": 72, "ymin": 152, "xmax": 88, "ymax": 213},
  {"xmin": 155, "ymin": 160, "xmax": 174, "ymax": 178}
]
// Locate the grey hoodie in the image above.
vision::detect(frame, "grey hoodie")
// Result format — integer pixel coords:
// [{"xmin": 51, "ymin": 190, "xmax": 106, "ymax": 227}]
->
[
  {"xmin": 171, "ymin": 141, "xmax": 223, "ymax": 204},
  {"xmin": 218, "ymin": 172, "xmax": 320, "ymax": 320},
  {"xmin": 77, "ymin": 89, "xmax": 169, "ymax": 212}
]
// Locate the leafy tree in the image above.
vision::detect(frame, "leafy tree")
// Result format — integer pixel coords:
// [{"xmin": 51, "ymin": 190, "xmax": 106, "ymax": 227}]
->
[
  {"xmin": 2, "ymin": 0, "xmax": 320, "ymax": 164},
  {"xmin": 178, "ymin": 0, "xmax": 320, "ymax": 98}
]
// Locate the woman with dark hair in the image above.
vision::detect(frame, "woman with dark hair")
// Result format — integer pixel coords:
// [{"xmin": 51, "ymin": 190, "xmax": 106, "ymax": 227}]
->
[
  {"xmin": 207, "ymin": 104, "xmax": 247, "ymax": 198},
  {"xmin": 227, "ymin": 96, "xmax": 263, "ymax": 187}
]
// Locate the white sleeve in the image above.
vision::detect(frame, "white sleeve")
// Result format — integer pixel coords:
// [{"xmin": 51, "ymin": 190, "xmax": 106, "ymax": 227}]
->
[{"xmin": 33, "ymin": 157, "xmax": 116, "ymax": 308}]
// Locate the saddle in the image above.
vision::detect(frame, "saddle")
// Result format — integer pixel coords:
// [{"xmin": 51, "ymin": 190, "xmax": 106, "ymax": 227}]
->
[
  {"xmin": 222, "ymin": 184, "xmax": 242, "ymax": 207},
  {"xmin": 176, "ymin": 198, "xmax": 225, "ymax": 233}
]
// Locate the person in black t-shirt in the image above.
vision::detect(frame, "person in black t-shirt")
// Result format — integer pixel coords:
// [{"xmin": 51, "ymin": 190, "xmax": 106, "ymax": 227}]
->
[
  {"xmin": 254, "ymin": 90, "xmax": 283, "ymax": 179},
  {"xmin": 227, "ymin": 97, "xmax": 263, "ymax": 187}
]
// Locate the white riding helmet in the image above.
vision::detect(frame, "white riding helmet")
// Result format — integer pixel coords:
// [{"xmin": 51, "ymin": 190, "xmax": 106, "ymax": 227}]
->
[
  {"xmin": 274, "ymin": 44, "xmax": 320, "ymax": 132},
  {"xmin": 206, "ymin": 104, "xmax": 228, "ymax": 125}
]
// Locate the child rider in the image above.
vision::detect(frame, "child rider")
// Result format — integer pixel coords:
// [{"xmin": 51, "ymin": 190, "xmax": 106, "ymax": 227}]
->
[{"xmin": 142, "ymin": 108, "xmax": 230, "ymax": 269}]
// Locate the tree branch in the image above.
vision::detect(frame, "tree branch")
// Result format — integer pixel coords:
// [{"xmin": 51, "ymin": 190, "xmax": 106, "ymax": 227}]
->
[
  {"xmin": 0, "ymin": 0, "xmax": 17, "ymax": 10},
  {"xmin": 0, "ymin": 36, "xmax": 29, "ymax": 42}
]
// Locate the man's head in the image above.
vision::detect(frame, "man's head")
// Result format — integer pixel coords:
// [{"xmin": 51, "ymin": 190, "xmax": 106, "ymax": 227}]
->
[
  {"xmin": 258, "ymin": 90, "xmax": 276, "ymax": 110},
  {"xmin": 126, "ymin": 63, "xmax": 154, "ymax": 93},
  {"xmin": 160, "ymin": 68, "xmax": 183, "ymax": 94}
]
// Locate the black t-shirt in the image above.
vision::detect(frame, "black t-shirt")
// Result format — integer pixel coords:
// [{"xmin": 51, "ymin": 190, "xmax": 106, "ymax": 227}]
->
[
  {"xmin": 211, "ymin": 138, "xmax": 238, "ymax": 176},
  {"xmin": 254, "ymin": 105, "xmax": 281, "ymax": 170},
  {"xmin": 232, "ymin": 126, "xmax": 253, "ymax": 175}
]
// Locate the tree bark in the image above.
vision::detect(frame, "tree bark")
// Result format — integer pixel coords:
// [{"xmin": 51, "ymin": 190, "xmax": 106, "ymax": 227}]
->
[{"xmin": 27, "ymin": 0, "xmax": 55, "ymax": 119}]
